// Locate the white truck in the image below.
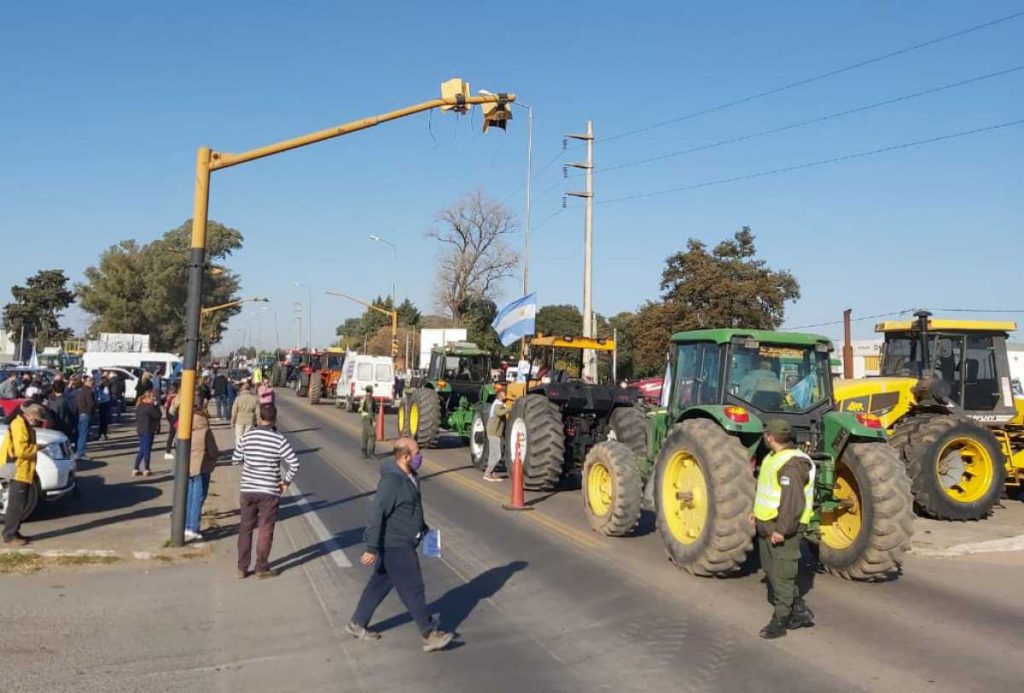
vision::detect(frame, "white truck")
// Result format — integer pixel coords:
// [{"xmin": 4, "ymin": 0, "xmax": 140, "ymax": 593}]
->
[{"xmin": 335, "ymin": 354, "xmax": 396, "ymax": 412}]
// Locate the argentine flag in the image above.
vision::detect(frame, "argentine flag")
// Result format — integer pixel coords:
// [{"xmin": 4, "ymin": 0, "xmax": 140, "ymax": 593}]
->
[{"xmin": 492, "ymin": 293, "xmax": 537, "ymax": 347}]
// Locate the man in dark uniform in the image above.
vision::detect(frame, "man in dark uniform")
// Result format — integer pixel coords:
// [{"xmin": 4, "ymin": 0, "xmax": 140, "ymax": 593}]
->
[
  {"xmin": 360, "ymin": 385, "xmax": 376, "ymax": 460},
  {"xmin": 752, "ymin": 418, "xmax": 816, "ymax": 639}
]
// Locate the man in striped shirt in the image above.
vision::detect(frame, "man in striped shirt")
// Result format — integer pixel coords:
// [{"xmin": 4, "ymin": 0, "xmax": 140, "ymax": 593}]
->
[{"xmin": 232, "ymin": 403, "xmax": 299, "ymax": 578}]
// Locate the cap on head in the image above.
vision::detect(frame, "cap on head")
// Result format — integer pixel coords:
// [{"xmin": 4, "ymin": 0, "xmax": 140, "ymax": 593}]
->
[
  {"xmin": 764, "ymin": 418, "xmax": 792, "ymax": 436},
  {"xmin": 365, "ymin": 385, "xmax": 373, "ymax": 393}
]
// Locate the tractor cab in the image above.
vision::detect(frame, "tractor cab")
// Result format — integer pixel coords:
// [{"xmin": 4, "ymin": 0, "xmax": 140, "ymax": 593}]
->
[
  {"xmin": 505, "ymin": 334, "xmax": 634, "ymax": 408},
  {"xmin": 877, "ymin": 311, "xmax": 1018, "ymax": 423}
]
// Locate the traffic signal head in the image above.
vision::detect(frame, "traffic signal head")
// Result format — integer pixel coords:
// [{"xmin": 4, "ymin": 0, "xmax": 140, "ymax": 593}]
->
[
  {"xmin": 482, "ymin": 96, "xmax": 511, "ymax": 133},
  {"xmin": 441, "ymin": 78, "xmax": 471, "ymax": 114}
]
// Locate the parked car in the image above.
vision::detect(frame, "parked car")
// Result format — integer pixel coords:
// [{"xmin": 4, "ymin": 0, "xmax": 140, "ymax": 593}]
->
[
  {"xmin": 335, "ymin": 355, "xmax": 396, "ymax": 412},
  {"xmin": 0, "ymin": 424, "xmax": 77, "ymax": 521}
]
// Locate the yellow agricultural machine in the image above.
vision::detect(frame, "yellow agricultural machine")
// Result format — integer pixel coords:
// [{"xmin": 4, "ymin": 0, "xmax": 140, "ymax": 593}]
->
[{"xmin": 834, "ymin": 311, "xmax": 1024, "ymax": 520}]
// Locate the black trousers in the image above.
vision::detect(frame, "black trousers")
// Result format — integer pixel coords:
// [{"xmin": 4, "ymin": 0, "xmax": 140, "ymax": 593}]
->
[
  {"xmin": 3, "ymin": 479, "xmax": 31, "ymax": 540},
  {"xmin": 351, "ymin": 546, "xmax": 433, "ymax": 636}
]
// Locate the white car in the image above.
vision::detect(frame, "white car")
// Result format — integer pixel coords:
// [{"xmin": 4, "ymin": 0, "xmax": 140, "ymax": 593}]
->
[{"xmin": 0, "ymin": 425, "xmax": 77, "ymax": 521}]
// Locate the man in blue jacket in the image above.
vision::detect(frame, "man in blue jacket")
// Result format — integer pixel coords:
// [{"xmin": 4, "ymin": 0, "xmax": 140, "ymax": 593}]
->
[{"xmin": 347, "ymin": 437, "xmax": 454, "ymax": 652}]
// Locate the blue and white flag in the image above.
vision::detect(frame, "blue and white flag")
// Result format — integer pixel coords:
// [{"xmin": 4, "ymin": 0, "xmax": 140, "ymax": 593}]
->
[{"xmin": 492, "ymin": 293, "xmax": 537, "ymax": 347}]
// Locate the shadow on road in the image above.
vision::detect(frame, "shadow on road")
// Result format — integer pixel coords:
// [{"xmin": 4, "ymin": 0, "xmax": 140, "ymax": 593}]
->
[
  {"xmin": 270, "ymin": 528, "xmax": 364, "ymax": 572},
  {"xmin": 372, "ymin": 561, "xmax": 529, "ymax": 634}
]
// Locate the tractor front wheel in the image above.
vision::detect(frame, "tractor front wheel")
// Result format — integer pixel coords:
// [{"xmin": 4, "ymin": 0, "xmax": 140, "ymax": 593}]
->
[
  {"xmin": 896, "ymin": 415, "xmax": 1005, "ymax": 520},
  {"xmin": 820, "ymin": 442, "xmax": 914, "ymax": 580},
  {"xmin": 309, "ymin": 373, "xmax": 323, "ymax": 405},
  {"xmin": 607, "ymin": 406, "xmax": 648, "ymax": 458},
  {"xmin": 507, "ymin": 394, "xmax": 565, "ymax": 491},
  {"xmin": 654, "ymin": 419, "xmax": 754, "ymax": 577},
  {"xmin": 408, "ymin": 388, "xmax": 442, "ymax": 448},
  {"xmin": 470, "ymin": 404, "xmax": 489, "ymax": 470},
  {"xmin": 397, "ymin": 398, "xmax": 410, "ymax": 436},
  {"xmin": 583, "ymin": 441, "xmax": 643, "ymax": 536}
]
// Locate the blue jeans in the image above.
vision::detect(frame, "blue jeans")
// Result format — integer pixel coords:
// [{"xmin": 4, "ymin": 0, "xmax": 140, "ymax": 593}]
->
[
  {"xmin": 134, "ymin": 433, "xmax": 154, "ymax": 471},
  {"xmin": 216, "ymin": 396, "xmax": 228, "ymax": 419},
  {"xmin": 76, "ymin": 413, "xmax": 91, "ymax": 459},
  {"xmin": 186, "ymin": 473, "xmax": 211, "ymax": 533}
]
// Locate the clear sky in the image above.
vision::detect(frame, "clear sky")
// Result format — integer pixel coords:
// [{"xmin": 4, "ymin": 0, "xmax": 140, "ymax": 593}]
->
[{"xmin": 2, "ymin": 0, "xmax": 1022, "ymax": 351}]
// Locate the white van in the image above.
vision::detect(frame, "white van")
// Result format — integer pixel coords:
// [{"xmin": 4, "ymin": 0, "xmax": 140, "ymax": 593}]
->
[
  {"xmin": 83, "ymin": 351, "xmax": 182, "ymax": 380},
  {"xmin": 336, "ymin": 354, "xmax": 395, "ymax": 412}
]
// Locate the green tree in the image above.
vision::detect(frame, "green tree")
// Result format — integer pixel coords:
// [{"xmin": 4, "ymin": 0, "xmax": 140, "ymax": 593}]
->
[
  {"xmin": 630, "ymin": 228, "xmax": 800, "ymax": 376},
  {"xmin": 77, "ymin": 219, "xmax": 244, "ymax": 352},
  {"xmin": 2, "ymin": 269, "xmax": 76, "ymax": 347},
  {"xmin": 536, "ymin": 304, "xmax": 583, "ymax": 337},
  {"xmin": 397, "ymin": 298, "xmax": 421, "ymax": 327},
  {"xmin": 459, "ymin": 296, "xmax": 501, "ymax": 355}
]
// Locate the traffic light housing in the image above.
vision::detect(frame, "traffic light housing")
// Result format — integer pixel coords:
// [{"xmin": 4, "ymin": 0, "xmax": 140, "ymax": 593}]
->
[
  {"xmin": 482, "ymin": 95, "xmax": 511, "ymax": 133},
  {"xmin": 441, "ymin": 78, "xmax": 471, "ymax": 114},
  {"xmin": 391, "ymin": 338, "xmax": 399, "ymax": 359}
]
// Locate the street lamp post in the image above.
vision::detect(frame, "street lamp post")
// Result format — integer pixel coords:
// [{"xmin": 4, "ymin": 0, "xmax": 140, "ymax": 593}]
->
[
  {"xmin": 294, "ymin": 282, "xmax": 312, "ymax": 353},
  {"xmin": 172, "ymin": 79, "xmax": 515, "ymax": 547}
]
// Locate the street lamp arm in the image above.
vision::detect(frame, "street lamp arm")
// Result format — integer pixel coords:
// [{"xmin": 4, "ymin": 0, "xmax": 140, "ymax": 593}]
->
[
  {"xmin": 201, "ymin": 296, "xmax": 269, "ymax": 316},
  {"xmin": 325, "ymin": 290, "xmax": 397, "ymax": 321},
  {"xmin": 210, "ymin": 93, "xmax": 516, "ymax": 171}
]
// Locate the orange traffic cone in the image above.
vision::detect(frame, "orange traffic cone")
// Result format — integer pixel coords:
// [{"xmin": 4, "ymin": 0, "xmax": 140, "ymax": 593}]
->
[
  {"xmin": 502, "ymin": 431, "xmax": 533, "ymax": 512},
  {"xmin": 376, "ymin": 399, "xmax": 386, "ymax": 441}
]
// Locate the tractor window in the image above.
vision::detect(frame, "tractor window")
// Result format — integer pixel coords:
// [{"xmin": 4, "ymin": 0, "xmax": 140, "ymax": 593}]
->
[
  {"xmin": 694, "ymin": 346, "xmax": 721, "ymax": 405},
  {"xmin": 443, "ymin": 355, "xmax": 489, "ymax": 381},
  {"xmin": 327, "ymin": 355, "xmax": 344, "ymax": 370},
  {"xmin": 728, "ymin": 344, "xmax": 830, "ymax": 413},
  {"xmin": 963, "ymin": 335, "xmax": 998, "ymax": 411},
  {"xmin": 673, "ymin": 344, "xmax": 700, "ymax": 409}
]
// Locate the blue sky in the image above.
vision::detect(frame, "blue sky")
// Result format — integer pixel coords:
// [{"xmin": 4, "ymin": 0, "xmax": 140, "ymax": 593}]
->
[{"xmin": 2, "ymin": 0, "xmax": 1022, "ymax": 350}]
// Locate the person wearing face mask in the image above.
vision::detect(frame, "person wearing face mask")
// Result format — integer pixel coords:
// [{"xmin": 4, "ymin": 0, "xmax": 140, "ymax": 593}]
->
[{"xmin": 347, "ymin": 437, "xmax": 454, "ymax": 652}]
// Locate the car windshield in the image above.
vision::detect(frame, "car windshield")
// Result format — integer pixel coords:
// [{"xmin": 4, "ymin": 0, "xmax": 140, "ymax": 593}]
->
[
  {"xmin": 728, "ymin": 343, "xmax": 830, "ymax": 413},
  {"xmin": 443, "ymin": 355, "xmax": 489, "ymax": 381}
]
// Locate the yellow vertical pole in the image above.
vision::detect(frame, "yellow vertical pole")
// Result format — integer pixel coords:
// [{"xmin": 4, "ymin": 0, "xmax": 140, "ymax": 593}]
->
[{"xmin": 171, "ymin": 146, "xmax": 212, "ymax": 547}]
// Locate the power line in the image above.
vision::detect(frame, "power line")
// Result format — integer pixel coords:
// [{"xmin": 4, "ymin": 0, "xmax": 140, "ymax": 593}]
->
[
  {"xmin": 602, "ymin": 65, "xmax": 1024, "ymax": 173},
  {"xmin": 600, "ymin": 9, "xmax": 1024, "ymax": 143},
  {"xmin": 784, "ymin": 309, "xmax": 914, "ymax": 331},
  {"xmin": 501, "ymin": 145, "xmax": 580, "ymax": 204},
  {"xmin": 598, "ymin": 117, "xmax": 1024, "ymax": 205}
]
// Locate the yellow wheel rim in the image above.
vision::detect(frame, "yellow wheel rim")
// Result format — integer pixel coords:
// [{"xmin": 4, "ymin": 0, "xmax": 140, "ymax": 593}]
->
[
  {"xmin": 397, "ymin": 405, "xmax": 406, "ymax": 434},
  {"xmin": 586, "ymin": 462, "xmax": 613, "ymax": 517},
  {"xmin": 410, "ymin": 403, "xmax": 419, "ymax": 435},
  {"xmin": 937, "ymin": 437, "xmax": 994, "ymax": 503},
  {"xmin": 820, "ymin": 463, "xmax": 861, "ymax": 550},
  {"xmin": 661, "ymin": 451, "xmax": 708, "ymax": 545}
]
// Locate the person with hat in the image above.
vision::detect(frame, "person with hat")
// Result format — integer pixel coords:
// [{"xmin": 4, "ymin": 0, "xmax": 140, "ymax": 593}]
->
[
  {"xmin": 483, "ymin": 385, "xmax": 508, "ymax": 481},
  {"xmin": 751, "ymin": 418, "xmax": 816, "ymax": 639},
  {"xmin": 1, "ymin": 402, "xmax": 46, "ymax": 545},
  {"xmin": 359, "ymin": 385, "xmax": 376, "ymax": 460}
]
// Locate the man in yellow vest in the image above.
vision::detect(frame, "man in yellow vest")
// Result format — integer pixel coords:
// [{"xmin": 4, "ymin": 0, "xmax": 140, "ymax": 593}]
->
[
  {"xmin": 2, "ymin": 403, "xmax": 45, "ymax": 546},
  {"xmin": 752, "ymin": 418, "xmax": 816, "ymax": 639}
]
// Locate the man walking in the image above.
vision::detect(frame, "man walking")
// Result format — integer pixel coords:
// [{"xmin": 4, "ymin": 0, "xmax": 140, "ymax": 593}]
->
[
  {"xmin": 1, "ymin": 403, "xmax": 45, "ymax": 545},
  {"xmin": 348, "ymin": 437, "xmax": 453, "ymax": 652},
  {"xmin": 232, "ymin": 404, "xmax": 299, "ymax": 578},
  {"xmin": 360, "ymin": 385, "xmax": 376, "ymax": 460},
  {"xmin": 752, "ymin": 419, "xmax": 816, "ymax": 639},
  {"xmin": 212, "ymin": 369, "xmax": 229, "ymax": 420},
  {"xmin": 109, "ymin": 372, "xmax": 125, "ymax": 424},
  {"xmin": 483, "ymin": 386, "xmax": 507, "ymax": 481},
  {"xmin": 230, "ymin": 381, "xmax": 259, "ymax": 445},
  {"xmin": 74, "ymin": 375, "xmax": 95, "ymax": 461}
]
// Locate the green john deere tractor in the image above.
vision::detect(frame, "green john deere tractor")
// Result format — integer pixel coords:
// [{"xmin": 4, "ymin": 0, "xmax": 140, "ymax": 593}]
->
[
  {"xmin": 398, "ymin": 342, "xmax": 495, "ymax": 448},
  {"xmin": 582, "ymin": 329, "xmax": 914, "ymax": 581}
]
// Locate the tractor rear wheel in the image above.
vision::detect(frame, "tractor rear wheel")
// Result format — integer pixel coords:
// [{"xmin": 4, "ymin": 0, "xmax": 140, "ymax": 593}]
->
[
  {"xmin": 607, "ymin": 406, "xmax": 648, "ymax": 457},
  {"xmin": 397, "ymin": 398, "xmax": 410, "ymax": 436},
  {"xmin": 583, "ymin": 441, "xmax": 643, "ymax": 536},
  {"xmin": 820, "ymin": 442, "xmax": 914, "ymax": 580},
  {"xmin": 409, "ymin": 388, "xmax": 442, "ymax": 448},
  {"xmin": 654, "ymin": 419, "xmax": 754, "ymax": 577},
  {"xmin": 309, "ymin": 373, "xmax": 323, "ymax": 405},
  {"xmin": 507, "ymin": 394, "xmax": 565, "ymax": 491},
  {"xmin": 470, "ymin": 404, "xmax": 489, "ymax": 470},
  {"xmin": 896, "ymin": 415, "xmax": 1005, "ymax": 520}
]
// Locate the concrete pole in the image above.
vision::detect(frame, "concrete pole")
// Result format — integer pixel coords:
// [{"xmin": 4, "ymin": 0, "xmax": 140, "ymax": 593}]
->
[
  {"xmin": 582, "ymin": 120, "xmax": 596, "ymax": 382},
  {"xmin": 842, "ymin": 309, "xmax": 854, "ymax": 379}
]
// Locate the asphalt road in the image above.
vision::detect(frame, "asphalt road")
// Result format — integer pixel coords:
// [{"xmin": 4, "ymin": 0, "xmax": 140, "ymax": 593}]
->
[{"xmin": 272, "ymin": 393, "xmax": 1024, "ymax": 693}]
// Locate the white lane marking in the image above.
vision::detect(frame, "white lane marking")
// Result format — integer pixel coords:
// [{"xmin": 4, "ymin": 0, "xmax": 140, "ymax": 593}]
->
[
  {"xmin": 914, "ymin": 534, "xmax": 1024, "ymax": 557},
  {"xmin": 288, "ymin": 480, "xmax": 353, "ymax": 568}
]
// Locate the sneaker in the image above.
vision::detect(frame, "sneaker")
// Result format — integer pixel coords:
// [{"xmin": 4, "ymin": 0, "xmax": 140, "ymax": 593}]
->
[
  {"xmin": 236, "ymin": 568, "xmax": 249, "ymax": 579},
  {"xmin": 131, "ymin": 470, "xmax": 142, "ymax": 477},
  {"xmin": 142, "ymin": 470, "xmax": 152, "ymax": 477},
  {"xmin": 255, "ymin": 569, "xmax": 280, "ymax": 579},
  {"xmin": 2, "ymin": 535, "xmax": 29, "ymax": 547},
  {"xmin": 184, "ymin": 530, "xmax": 202, "ymax": 542},
  {"xmin": 163, "ymin": 453, "xmax": 174, "ymax": 460},
  {"xmin": 482, "ymin": 474, "xmax": 503, "ymax": 482},
  {"xmin": 421, "ymin": 630, "xmax": 454, "ymax": 652},
  {"xmin": 345, "ymin": 622, "xmax": 382, "ymax": 640},
  {"xmin": 759, "ymin": 616, "xmax": 788, "ymax": 640}
]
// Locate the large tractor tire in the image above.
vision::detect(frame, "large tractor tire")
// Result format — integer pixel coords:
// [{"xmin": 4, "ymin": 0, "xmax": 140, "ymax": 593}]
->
[
  {"xmin": 893, "ymin": 415, "xmax": 1005, "ymax": 520},
  {"xmin": 309, "ymin": 373, "xmax": 323, "ymax": 405},
  {"xmin": 654, "ymin": 419, "xmax": 755, "ymax": 577},
  {"xmin": 583, "ymin": 441, "xmax": 643, "ymax": 536},
  {"xmin": 408, "ymin": 388, "xmax": 442, "ymax": 448},
  {"xmin": 469, "ymin": 404, "xmax": 490, "ymax": 470},
  {"xmin": 396, "ymin": 397, "xmax": 410, "ymax": 436},
  {"xmin": 607, "ymin": 406, "xmax": 649, "ymax": 457},
  {"xmin": 507, "ymin": 394, "xmax": 565, "ymax": 491},
  {"xmin": 819, "ymin": 442, "xmax": 914, "ymax": 580}
]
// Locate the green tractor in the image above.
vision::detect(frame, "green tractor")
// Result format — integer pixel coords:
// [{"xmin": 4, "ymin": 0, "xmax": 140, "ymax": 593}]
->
[
  {"xmin": 582, "ymin": 329, "xmax": 914, "ymax": 581},
  {"xmin": 398, "ymin": 342, "xmax": 495, "ymax": 448}
]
